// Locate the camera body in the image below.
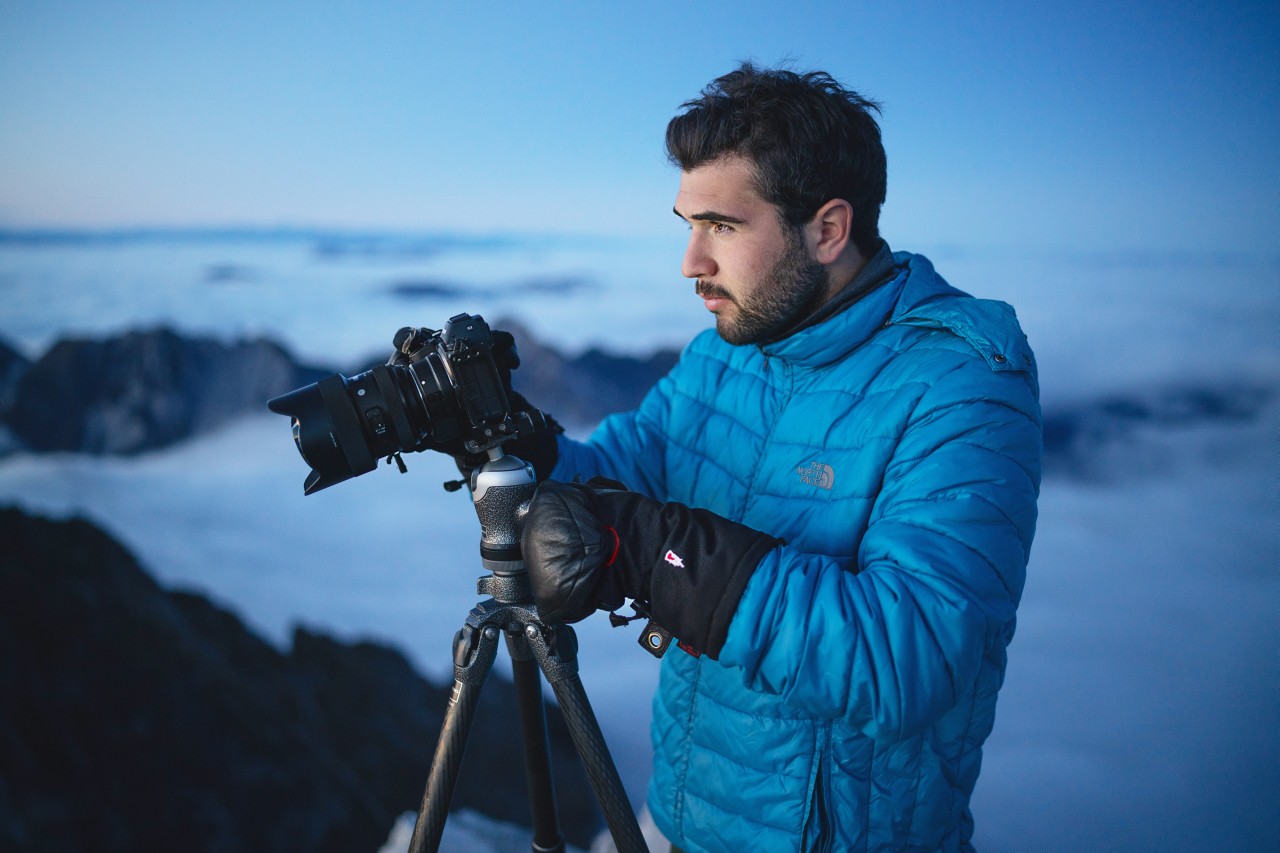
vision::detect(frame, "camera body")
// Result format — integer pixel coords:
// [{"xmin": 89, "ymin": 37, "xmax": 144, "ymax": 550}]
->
[{"xmin": 269, "ymin": 313, "xmax": 542, "ymax": 494}]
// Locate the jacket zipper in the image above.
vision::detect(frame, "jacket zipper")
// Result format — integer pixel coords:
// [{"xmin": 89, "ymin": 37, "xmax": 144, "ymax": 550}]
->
[{"xmin": 810, "ymin": 755, "xmax": 834, "ymax": 853}]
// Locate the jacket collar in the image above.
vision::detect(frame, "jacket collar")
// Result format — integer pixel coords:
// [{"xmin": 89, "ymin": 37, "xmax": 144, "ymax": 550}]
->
[{"xmin": 760, "ymin": 251, "xmax": 965, "ymax": 368}]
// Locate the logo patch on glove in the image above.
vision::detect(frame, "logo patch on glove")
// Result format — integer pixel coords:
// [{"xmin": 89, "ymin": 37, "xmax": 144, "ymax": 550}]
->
[{"xmin": 663, "ymin": 549, "xmax": 685, "ymax": 568}]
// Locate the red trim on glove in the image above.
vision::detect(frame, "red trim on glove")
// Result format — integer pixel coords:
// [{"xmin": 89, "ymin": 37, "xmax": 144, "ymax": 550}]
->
[
  {"xmin": 602, "ymin": 526, "xmax": 621, "ymax": 567},
  {"xmin": 677, "ymin": 640, "xmax": 702, "ymax": 658}
]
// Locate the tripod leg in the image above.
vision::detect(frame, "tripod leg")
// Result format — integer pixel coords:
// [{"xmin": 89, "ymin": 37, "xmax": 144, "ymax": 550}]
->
[
  {"xmin": 409, "ymin": 624, "xmax": 500, "ymax": 853},
  {"xmin": 510, "ymin": 650, "xmax": 566, "ymax": 853},
  {"xmin": 548, "ymin": 673, "xmax": 647, "ymax": 853},
  {"xmin": 528, "ymin": 625, "xmax": 647, "ymax": 853}
]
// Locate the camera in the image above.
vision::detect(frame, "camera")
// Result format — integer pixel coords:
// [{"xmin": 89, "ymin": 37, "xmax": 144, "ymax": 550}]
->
[{"xmin": 268, "ymin": 313, "xmax": 542, "ymax": 494}]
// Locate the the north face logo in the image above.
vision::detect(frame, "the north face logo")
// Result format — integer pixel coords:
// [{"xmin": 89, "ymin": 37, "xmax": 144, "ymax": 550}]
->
[{"xmin": 797, "ymin": 461, "xmax": 835, "ymax": 490}]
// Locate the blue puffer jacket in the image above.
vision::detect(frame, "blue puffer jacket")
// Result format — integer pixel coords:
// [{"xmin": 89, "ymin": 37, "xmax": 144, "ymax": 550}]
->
[{"xmin": 553, "ymin": 252, "xmax": 1041, "ymax": 852}]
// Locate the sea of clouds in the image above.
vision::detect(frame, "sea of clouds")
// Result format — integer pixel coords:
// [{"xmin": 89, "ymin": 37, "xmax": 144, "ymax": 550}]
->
[{"xmin": 1, "ymin": 232, "xmax": 1276, "ymax": 851}]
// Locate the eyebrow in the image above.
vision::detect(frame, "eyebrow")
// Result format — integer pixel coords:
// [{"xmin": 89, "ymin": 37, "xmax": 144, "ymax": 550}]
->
[{"xmin": 673, "ymin": 207, "xmax": 747, "ymax": 225}]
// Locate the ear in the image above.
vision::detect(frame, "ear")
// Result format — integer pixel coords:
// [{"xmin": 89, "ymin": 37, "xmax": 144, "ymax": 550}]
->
[{"xmin": 805, "ymin": 198, "xmax": 854, "ymax": 265}]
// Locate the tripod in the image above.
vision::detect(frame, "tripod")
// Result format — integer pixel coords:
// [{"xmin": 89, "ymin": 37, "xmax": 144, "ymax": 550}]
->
[{"xmin": 407, "ymin": 451, "xmax": 647, "ymax": 853}]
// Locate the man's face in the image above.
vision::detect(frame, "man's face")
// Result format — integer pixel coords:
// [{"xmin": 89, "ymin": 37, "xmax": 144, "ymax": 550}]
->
[{"xmin": 674, "ymin": 155, "xmax": 829, "ymax": 345}]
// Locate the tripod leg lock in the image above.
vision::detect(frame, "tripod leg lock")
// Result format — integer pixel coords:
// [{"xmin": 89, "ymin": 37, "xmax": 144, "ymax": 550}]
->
[
  {"xmin": 520, "ymin": 622, "xmax": 580, "ymax": 684},
  {"xmin": 453, "ymin": 626, "xmax": 476, "ymax": 668},
  {"xmin": 452, "ymin": 624, "xmax": 501, "ymax": 684}
]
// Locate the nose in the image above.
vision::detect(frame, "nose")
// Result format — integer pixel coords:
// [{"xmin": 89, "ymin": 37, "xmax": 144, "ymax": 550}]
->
[{"xmin": 681, "ymin": 231, "xmax": 716, "ymax": 280}]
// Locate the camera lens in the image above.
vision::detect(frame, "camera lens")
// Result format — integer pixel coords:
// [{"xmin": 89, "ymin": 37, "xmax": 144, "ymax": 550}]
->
[
  {"xmin": 268, "ymin": 314, "xmax": 518, "ymax": 494},
  {"xmin": 268, "ymin": 358, "xmax": 468, "ymax": 494},
  {"xmin": 268, "ymin": 373, "xmax": 379, "ymax": 494}
]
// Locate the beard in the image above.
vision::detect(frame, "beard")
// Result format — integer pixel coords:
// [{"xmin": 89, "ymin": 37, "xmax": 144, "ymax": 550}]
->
[{"xmin": 697, "ymin": 227, "xmax": 830, "ymax": 346}]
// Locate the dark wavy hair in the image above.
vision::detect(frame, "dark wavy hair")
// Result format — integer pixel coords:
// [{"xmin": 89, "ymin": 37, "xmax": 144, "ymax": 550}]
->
[{"xmin": 666, "ymin": 63, "xmax": 887, "ymax": 257}]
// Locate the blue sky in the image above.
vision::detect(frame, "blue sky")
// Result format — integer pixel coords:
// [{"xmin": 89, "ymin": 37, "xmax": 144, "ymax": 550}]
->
[{"xmin": 1, "ymin": 1, "xmax": 1277, "ymax": 254}]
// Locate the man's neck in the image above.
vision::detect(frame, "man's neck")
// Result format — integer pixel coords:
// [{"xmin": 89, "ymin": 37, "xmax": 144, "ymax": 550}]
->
[
  {"xmin": 822, "ymin": 245, "xmax": 870, "ymax": 304},
  {"xmin": 765, "ymin": 241, "xmax": 894, "ymax": 345}
]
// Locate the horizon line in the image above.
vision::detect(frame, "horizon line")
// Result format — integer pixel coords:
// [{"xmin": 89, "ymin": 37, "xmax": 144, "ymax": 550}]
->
[{"xmin": 1, "ymin": 225, "xmax": 1276, "ymax": 270}]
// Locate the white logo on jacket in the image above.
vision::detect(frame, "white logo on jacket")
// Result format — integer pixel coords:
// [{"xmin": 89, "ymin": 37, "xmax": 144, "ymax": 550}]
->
[{"xmin": 664, "ymin": 550, "xmax": 685, "ymax": 568}]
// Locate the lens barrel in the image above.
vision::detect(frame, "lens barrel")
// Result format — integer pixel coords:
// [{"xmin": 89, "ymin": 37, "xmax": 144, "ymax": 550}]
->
[
  {"xmin": 267, "ymin": 313, "xmax": 525, "ymax": 494},
  {"xmin": 273, "ymin": 357, "xmax": 456, "ymax": 493}
]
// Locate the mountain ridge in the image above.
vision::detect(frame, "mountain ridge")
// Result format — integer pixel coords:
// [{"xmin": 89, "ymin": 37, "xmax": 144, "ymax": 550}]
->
[
  {"xmin": 0, "ymin": 505, "xmax": 601, "ymax": 851},
  {"xmin": 0, "ymin": 324, "xmax": 677, "ymax": 457},
  {"xmin": 0, "ymin": 325, "xmax": 1272, "ymax": 481}
]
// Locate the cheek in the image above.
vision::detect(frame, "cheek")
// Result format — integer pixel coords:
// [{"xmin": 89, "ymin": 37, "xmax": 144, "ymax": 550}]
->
[{"xmin": 732, "ymin": 242, "xmax": 780, "ymax": 285}]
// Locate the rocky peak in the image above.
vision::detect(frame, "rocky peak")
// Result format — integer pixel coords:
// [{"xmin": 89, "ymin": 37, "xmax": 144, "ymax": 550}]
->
[{"xmin": 0, "ymin": 506, "xmax": 601, "ymax": 851}]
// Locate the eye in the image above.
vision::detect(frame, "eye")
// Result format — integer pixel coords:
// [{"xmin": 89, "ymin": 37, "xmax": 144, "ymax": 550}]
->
[{"xmin": 711, "ymin": 221, "xmax": 734, "ymax": 234}]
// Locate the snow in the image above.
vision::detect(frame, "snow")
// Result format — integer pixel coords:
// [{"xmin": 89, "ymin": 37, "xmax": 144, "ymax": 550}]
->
[{"xmin": 376, "ymin": 808, "xmax": 588, "ymax": 853}]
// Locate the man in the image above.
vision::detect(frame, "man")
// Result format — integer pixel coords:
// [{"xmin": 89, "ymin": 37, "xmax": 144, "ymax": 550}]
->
[{"xmin": 513, "ymin": 63, "xmax": 1041, "ymax": 852}]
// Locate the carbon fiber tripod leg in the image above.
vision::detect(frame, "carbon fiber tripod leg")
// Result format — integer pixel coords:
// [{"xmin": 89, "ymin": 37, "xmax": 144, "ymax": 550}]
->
[
  {"xmin": 510, "ymin": 649, "xmax": 565, "ymax": 852},
  {"xmin": 547, "ymin": 673, "xmax": 647, "ymax": 853},
  {"xmin": 523, "ymin": 624, "xmax": 647, "ymax": 853},
  {"xmin": 408, "ymin": 623, "xmax": 500, "ymax": 853}
]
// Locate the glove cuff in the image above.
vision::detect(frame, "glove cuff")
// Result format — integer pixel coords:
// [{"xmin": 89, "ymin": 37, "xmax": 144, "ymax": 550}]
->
[
  {"xmin": 648, "ymin": 508, "xmax": 778, "ymax": 659},
  {"xmin": 595, "ymin": 493, "xmax": 780, "ymax": 659}
]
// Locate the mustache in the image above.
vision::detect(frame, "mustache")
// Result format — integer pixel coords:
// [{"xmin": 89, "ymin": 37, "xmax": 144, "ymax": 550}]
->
[{"xmin": 695, "ymin": 280, "xmax": 733, "ymax": 301}]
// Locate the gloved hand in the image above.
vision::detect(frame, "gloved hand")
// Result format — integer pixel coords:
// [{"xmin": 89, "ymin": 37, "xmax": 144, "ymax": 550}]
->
[
  {"xmin": 390, "ymin": 325, "xmax": 562, "ymax": 480},
  {"xmin": 521, "ymin": 478, "xmax": 781, "ymax": 658},
  {"xmin": 449, "ymin": 388, "xmax": 563, "ymax": 482}
]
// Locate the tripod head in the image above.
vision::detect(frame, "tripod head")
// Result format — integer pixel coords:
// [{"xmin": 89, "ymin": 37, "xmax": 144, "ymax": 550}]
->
[{"xmin": 470, "ymin": 448, "xmax": 538, "ymax": 579}]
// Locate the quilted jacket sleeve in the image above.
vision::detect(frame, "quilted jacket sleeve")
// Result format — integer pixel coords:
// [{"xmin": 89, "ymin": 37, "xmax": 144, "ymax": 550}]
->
[
  {"xmin": 719, "ymin": 352, "xmax": 1042, "ymax": 741},
  {"xmin": 549, "ymin": 362, "xmax": 679, "ymax": 500}
]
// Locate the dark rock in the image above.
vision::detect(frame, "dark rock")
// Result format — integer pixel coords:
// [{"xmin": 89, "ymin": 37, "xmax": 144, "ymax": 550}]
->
[
  {"xmin": 0, "ymin": 337, "xmax": 29, "ymax": 413},
  {"xmin": 388, "ymin": 280, "xmax": 470, "ymax": 299},
  {"xmin": 0, "ymin": 507, "xmax": 601, "ymax": 852},
  {"xmin": 0, "ymin": 323, "xmax": 679, "ymax": 457},
  {"xmin": 203, "ymin": 264, "xmax": 255, "ymax": 284},
  {"xmin": 497, "ymin": 319, "xmax": 679, "ymax": 429},
  {"xmin": 3, "ymin": 328, "xmax": 327, "ymax": 455},
  {"xmin": 515, "ymin": 276, "xmax": 588, "ymax": 295},
  {"xmin": 1041, "ymin": 380, "xmax": 1275, "ymax": 479},
  {"xmin": 386, "ymin": 276, "xmax": 587, "ymax": 302},
  {"xmin": 0, "ymin": 339, "xmax": 31, "ymax": 454}
]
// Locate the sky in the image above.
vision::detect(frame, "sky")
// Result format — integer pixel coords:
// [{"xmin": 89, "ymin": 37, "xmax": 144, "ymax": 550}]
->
[
  {"xmin": 1, "ymin": 0, "xmax": 1278, "ymax": 256},
  {"xmin": 0, "ymin": 4, "xmax": 1277, "ymax": 849}
]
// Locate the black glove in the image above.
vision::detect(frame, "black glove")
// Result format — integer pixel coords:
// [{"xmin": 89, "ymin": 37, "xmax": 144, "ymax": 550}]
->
[
  {"xmin": 390, "ymin": 326, "xmax": 562, "ymax": 480},
  {"xmin": 521, "ymin": 478, "xmax": 781, "ymax": 658},
  {"xmin": 450, "ymin": 389, "xmax": 563, "ymax": 482}
]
